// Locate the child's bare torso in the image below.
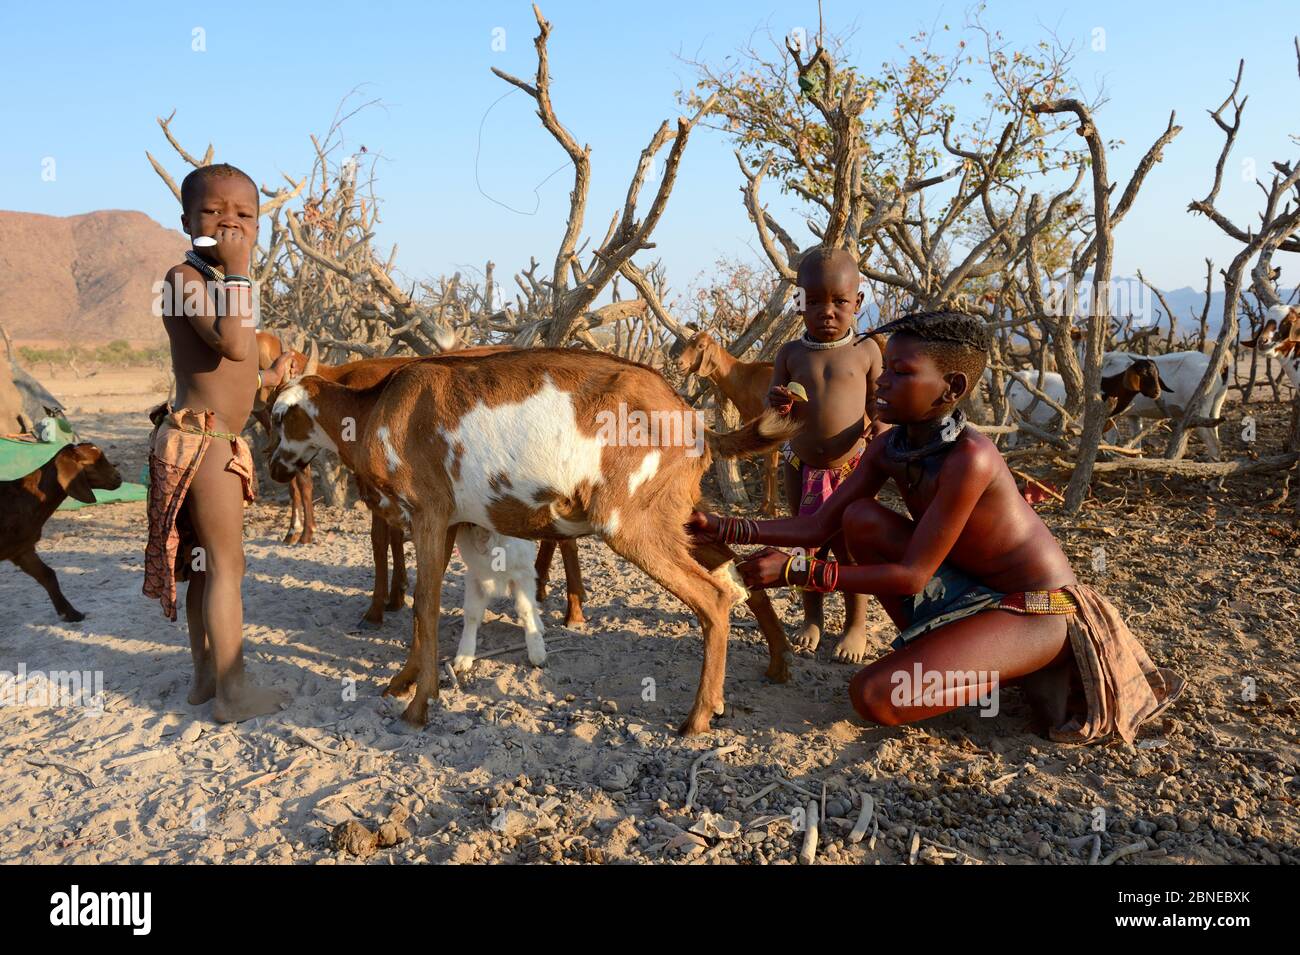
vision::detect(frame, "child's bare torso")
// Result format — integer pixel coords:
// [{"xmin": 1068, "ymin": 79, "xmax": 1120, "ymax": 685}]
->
[
  {"xmin": 163, "ymin": 263, "xmax": 258, "ymax": 433},
  {"xmin": 783, "ymin": 339, "xmax": 880, "ymax": 467},
  {"xmin": 875, "ymin": 428, "xmax": 1078, "ymax": 593}
]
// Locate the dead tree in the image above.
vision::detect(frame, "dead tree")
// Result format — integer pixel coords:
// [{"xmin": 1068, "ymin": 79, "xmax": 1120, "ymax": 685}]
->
[
  {"xmin": 489, "ymin": 5, "xmax": 716, "ymax": 348},
  {"xmin": 1179, "ymin": 55, "xmax": 1300, "ymax": 464}
]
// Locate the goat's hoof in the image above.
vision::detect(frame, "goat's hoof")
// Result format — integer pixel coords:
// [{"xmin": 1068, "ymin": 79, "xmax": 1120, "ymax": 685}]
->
[
  {"xmin": 358, "ymin": 615, "xmax": 383, "ymax": 630},
  {"xmin": 383, "ymin": 674, "xmax": 414, "ymax": 697},
  {"xmin": 452, "ymin": 655, "xmax": 475, "ymax": 675},
  {"xmin": 535, "ymin": 586, "xmax": 548, "ymax": 602},
  {"xmin": 59, "ymin": 608, "xmax": 86, "ymax": 623},
  {"xmin": 765, "ymin": 660, "xmax": 791, "ymax": 683},
  {"xmin": 563, "ymin": 613, "xmax": 586, "ymax": 629},
  {"xmin": 400, "ymin": 699, "xmax": 429, "ymax": 727},
  {"xmin": 298, "ymin": 532, "xmax": 314, "ymax": 545},
  {"xmin": 283, "ymin": 532, "xmax": 301, "ymax": 545},
  {"xmin": 676, "ymin": 713, "xmax": 714, "ymax": 737},
  {"xmin": 384, "ymin": 595, "xmax": 406, "ymax": 611}
]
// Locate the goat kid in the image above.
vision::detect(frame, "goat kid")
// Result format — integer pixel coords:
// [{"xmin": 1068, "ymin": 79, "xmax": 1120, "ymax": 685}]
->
[
  {"xmin": 1, "ymin": 443, "xmax": 121, "ymax": 621},
  {"xmin": 268, "ymin": 348, "xmax": 798, "ymax": 736},
  {"xmin": 453, "ymin": 524, "xmax": 546, "ymax": 673}
]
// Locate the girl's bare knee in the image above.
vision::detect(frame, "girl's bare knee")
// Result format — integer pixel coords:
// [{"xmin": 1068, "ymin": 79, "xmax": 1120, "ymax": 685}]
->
[{"xmin": 849, "ymin": 667, "xmax": 906, "ymax": 726}]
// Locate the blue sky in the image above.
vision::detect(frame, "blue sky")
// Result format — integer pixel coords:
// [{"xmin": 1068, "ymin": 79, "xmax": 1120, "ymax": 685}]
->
[{"xmin": 3, "ymin": 0, "xmax": 1298, "ymax": 300}]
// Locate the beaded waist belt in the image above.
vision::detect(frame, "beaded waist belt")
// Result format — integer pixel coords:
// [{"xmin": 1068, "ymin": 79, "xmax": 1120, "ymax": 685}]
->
[{"xmin": 996, "ymin": 590, "xmax": 1078, "ymax": 615}]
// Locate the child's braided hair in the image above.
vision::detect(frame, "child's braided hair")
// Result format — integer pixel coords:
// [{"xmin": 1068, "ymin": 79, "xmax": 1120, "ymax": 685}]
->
[{"xmin": 868, "ymin": 310, "xmax": 991, "ymax": 401}]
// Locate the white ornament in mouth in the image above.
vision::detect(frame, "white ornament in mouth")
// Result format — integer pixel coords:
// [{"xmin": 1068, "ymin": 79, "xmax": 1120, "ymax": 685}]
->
[{"xmin": 193, "ymin": 236, "xmax": 217, "ymax": 248}]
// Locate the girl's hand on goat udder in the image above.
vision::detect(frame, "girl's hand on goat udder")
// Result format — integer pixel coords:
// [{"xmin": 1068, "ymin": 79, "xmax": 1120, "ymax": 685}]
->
[
  {"xmin": 685, "ymin": 510, "xmax": 720, "ymax": 541},
  {"xmin": 737, "ymin": 547, "xmax": 790, "ymax": 589}
]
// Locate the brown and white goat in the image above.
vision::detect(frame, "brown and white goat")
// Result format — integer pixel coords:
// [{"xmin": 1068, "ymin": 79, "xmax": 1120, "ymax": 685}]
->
[
  {"xmin": 268, "ymin": 348, "xmax": 797, "ymax": 735},
  {"xmin": 254, "ymin": 331, "xmax": 317, "ymax": 544},
  {"xmin": 1, "ymin": 443, "xmax": 121, "ymax": 621},
  {"xmin": 671, "ymin": 330, "xmax": 779, "ymax": 515},
  {"xmin": 294, "ymin": 349, "xmax": 588, "ymax": 629},
  {"xmin": 1246, "ymin": 305, "xmax": 1300, "ymax": 389}
]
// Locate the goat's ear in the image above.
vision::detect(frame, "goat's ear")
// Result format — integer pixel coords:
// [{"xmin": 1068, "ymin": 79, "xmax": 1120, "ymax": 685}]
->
[
  {"xmin": 54, "ymin": 447, "xmax": 97, "ymax": 504},
  {"xmin": 1069, "ymin": 327, "xmax": 1083, "ymax": 342},
  {"xmin": 1241, "ymin": 337, "xmax": 1258, "ymax": 349},
  {"xmin": 1122, "ymin": 367, "xmax": 1142, "ymax": 393}
]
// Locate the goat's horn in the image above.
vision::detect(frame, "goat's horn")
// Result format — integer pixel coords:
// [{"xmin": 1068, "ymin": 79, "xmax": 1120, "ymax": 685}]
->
[{"xmin": 302, "ymin": 341, "xmax": 319, "ymax": 377}]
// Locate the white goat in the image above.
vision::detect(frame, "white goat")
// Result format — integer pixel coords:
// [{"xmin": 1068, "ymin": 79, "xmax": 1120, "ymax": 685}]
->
[{"xmin": 452, "ymin": 524, "xmax": 546, "ymax": 674}]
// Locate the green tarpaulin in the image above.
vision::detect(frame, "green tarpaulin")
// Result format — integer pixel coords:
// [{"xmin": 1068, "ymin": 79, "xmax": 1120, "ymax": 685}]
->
[{"xmin": 0, "ymin": 431, "xmax": 147, "ymax": 509}]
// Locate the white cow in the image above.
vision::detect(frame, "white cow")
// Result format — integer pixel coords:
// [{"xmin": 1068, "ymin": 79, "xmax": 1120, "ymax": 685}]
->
[{"xmin": 452, "ymin": 524, "xmax": 547, "ymax": 674}]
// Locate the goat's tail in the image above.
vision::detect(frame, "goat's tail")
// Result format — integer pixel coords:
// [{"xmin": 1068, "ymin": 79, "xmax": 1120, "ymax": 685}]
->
[{"xmin": 705, "ymin": 408, "xmax": 800, "ymax": 459}]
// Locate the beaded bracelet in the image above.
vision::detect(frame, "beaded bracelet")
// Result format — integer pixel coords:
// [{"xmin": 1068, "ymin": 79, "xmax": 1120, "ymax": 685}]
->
[{"xmin": 223, "ymin": 274, "xmax": 253, "ymax": 286}]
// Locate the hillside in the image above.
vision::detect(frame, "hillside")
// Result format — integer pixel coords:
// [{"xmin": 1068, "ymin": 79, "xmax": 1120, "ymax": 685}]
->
[{"xmin": 0, "ymin": 209, "xmax": 188, "ymax": 345}]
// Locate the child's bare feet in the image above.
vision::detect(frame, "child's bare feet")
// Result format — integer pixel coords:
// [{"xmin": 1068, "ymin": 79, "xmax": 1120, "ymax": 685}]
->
[
  {"xmin": 187, "ymin": 659, "xmax": 217, "ymax": 705},
  {"xmin": 791, "ymin": 590, "xmax": 824, "ymax": 653},
  {"xmin": 832, "ymin": 622, "xmax": 872, "ymax": 663},
  {"xmin": 832, "ymin": 592, "xmax": 873, "ymax": 663},
  {"xmin": 212, "ymin": 677, "xmax": 288, "ymax": 723}
]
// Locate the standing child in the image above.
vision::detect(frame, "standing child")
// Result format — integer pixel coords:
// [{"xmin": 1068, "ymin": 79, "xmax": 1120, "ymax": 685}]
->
[
  {"xmin": 767, "ymin": 247, "xmax": 884, "ymax": 663},
  {"xmin": 144, "ymin": 163, "xmax": 296, "ymax": 722}
]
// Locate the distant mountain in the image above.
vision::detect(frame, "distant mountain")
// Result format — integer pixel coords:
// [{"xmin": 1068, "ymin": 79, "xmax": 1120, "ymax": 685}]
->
[{"xmin": 0, "ymin": 210, "xmax": 187, "ymax": 344}]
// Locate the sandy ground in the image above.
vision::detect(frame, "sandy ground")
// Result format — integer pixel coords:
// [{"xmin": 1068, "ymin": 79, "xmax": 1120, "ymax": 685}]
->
[{"xmin": 0, "ymin": 368, "xmax": 1296, "ymax": 865}]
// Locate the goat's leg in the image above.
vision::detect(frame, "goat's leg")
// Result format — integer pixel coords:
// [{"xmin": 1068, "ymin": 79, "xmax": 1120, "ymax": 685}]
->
[
  {"xmin": 511, "ymin": 575, "xmax": 548, "ymax": 666},
  {"xmin": 298, "ymin": 466, "xmax": 315, "ymax": 544},
  {"xmin": 534, "ymin": 539, "xmax": 556, "ymax": 602},
  {"xmin": 691, "ymin": 538, "xmax": 790, "ymax": 683},
  {"xmin": 400, "ymin": 515, "xmax": 453, "ymax": 727},
  {"xmin": 453, "ymin": 579, "xmax": 488, "ymax": 674},
  {"xmin": 14, "ymin": 548, "xmax": 83, "ymax": 622},
  {"xmin": 558, "ymin": 538, "xmax": 586, "ymax": 627},
  {"xmin": 283, "ymin": 477, "xmax": 301, "ymax": 545},
  {"xmin": 606, "ymin": 528, "xmax": 732, "ymax": 736},
  {"xmin": 387, "ymin": 525, "xmax": 407, "ymax": 610},
  {"xmin": 362, "ymin": 511, "xmax": 389, "ymax": 628}
]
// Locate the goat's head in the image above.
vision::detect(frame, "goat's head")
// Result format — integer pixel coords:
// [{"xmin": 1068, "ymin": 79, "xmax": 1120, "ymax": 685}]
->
[
  {"xmin": 55, "ymin": 442, "xmax": 122, "ymax": 504},
  {"xmin": 673, "ymin": 330, "xmax": 718, "ymax": 378},
  {"xmin": 267, "ymin": 376, "xmax": 335, "ymax": 483},
  {"xmin": 1246, "ymin": 306, "xmax": 1300, "ymax": 354},
  {"xmin": 1124, "ymin": 358, "xmax": 1168, "ymax": 399}
]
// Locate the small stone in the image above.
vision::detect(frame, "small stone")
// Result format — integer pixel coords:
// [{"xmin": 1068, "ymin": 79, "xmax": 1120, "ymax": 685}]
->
[
  {"xmin": 601, "ymin": 699, "xmax": 619, "ymax": 714},
  {"xmin": 1155, "ymin": 813, "xmax": 1178, "ymax": 832},
  {"xmin": 179, "ymin": 722, "xmax": 203, "ymax": 744},
  {"xmin": 377, "ymin": 821, "xmax": 410, "ymax": 848},
  {"xmin": 449, "ymin": 843, "xmax": 477, "ymax": 864},
  {"xmin": 1036, "ymin": 840, "xmax": 1052, "ymax": 859}
]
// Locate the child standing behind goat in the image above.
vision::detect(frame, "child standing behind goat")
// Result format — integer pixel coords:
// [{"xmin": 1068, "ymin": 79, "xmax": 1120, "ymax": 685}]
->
[{"xmin": 766, "ymin": 247, "xmax": 885, "ymax": 664}]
